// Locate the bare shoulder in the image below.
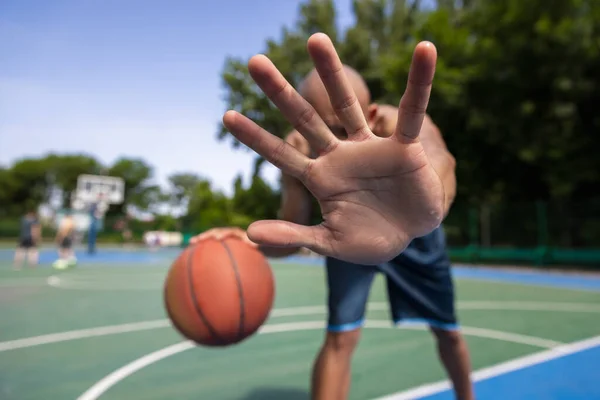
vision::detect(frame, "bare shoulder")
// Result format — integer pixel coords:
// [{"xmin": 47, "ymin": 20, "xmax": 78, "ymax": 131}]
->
[{"xmin": 284, "ymin": 130, "xmax": 311, "ymax": 156}]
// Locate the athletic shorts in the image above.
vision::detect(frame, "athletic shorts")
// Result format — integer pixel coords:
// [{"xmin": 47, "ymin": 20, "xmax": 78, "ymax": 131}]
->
[
  {"xmin": 18, "ymin": 237, "xmax": 35, "ymax": 249},
  {"xmin": 60, "ymin": 237, "xmax": 73, "ymax": 249},
  {"xmin": 325, "ymin": 227, "xmax": 458, "ymax": 332}
]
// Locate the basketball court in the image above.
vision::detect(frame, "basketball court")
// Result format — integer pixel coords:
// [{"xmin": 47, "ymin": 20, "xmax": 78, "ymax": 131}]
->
[{"xmin": 1, "ymin": 247, "xmax": 599, "ymax": 400}]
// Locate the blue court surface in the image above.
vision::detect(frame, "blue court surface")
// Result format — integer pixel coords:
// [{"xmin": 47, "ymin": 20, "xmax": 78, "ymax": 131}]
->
[{"xmin": 1, "ymin": 246, "xmax": 599, "ymax": 399}]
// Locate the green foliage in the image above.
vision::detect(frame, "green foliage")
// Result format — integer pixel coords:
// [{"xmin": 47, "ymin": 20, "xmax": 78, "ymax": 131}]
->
[
  {"xmin": 166, "ymin": 172, "xmax": 203, "ymax": 210},
  {"xmin": 185, "ymin": 180, "xmax": 233, "ymax": 231},
  {"xmin": 218, "ymin": 0, "xmax": 600, "ymax": 207},
  {"xmin": 108, "ymin": 157, "xmax": 155, "ymax": 213},
  {"xmin": 231, "ymin": 174, "xmax": 280, "ymax": 221},
  {"xmin": 1, "ymin": 0, "xmax": 598, "ymax": 251}
]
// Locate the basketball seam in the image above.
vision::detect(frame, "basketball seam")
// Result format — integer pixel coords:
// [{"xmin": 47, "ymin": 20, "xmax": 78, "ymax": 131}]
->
[
  {"xmin": 164, "ymin": 275, "xmax": 193, "ymax": 340},
  {"xmin": 220, "ymin": 240, "xmax": 245, "ymax": 342},
  {"xmin": 186, "ymin": 244, "xmax": 223, "ymax": 344}
]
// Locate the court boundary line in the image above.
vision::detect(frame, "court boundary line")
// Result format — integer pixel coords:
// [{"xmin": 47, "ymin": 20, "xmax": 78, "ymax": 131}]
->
[
  {"xmin": 14, "ymin": 267, "xmax": 593, "ymax": 293},
  {"xmin": 373, "ymin": 334, "xmax": 600, "ymax": 400},
  {"xmin": 3, "ymin": 300, "xmax": 599, "ymax": 352},
  {"xmin": 74, "ymin": 320, "xmax": 563, "ymax": 400}
]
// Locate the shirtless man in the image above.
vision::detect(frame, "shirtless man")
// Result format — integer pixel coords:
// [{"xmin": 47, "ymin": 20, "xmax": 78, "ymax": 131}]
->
[
  {"xmin": 192, "ymin": 33, "xmax": 474, "ymax": 399},
  {"xmin": 54, "ymin": 211, "xmax": 76, "ymax": 269},
  {"xmin": 14, "ymin": 210, "xmax": 41, "ymax": 269}
]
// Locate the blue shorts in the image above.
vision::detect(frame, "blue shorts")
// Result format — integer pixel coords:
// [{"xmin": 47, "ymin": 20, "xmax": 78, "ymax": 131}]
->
[{"xmin": 325, "ymin": 227, "xmax": 458, "ymax": 332}]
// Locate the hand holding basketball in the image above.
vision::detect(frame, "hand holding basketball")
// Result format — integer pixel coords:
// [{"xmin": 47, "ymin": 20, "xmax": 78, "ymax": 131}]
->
[
  {"xmin": 164, "ymin": 237, "xmax": 274, "ymax": 347},
  {"xmin": 222, "ymin": 33, "xmax": 444, "ymax": 265}
]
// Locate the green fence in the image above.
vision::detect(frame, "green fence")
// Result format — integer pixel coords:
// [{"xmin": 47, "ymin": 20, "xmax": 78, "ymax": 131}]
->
[{"xmin": 444, "ymin": 199, "xmax": 600, "ymax": 267}]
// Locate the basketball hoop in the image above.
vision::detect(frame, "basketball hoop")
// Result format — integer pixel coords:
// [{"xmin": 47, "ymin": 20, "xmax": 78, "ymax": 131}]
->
[{"xmin": 60, "ymin": 174, "xmax": 125, "ymax": 233}]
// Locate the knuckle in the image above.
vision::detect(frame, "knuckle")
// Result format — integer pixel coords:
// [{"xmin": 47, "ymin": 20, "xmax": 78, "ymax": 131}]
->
[
  {"xmin": 408, "ymin": 77, "xmax": 433, "ymax": 88},
  {"xmin": 299, "ymin": 159, "xmax": 315, "ymax": 182},
  {"xmin": 399, "ymin": 99, "xmax": 426, "ymax": 116},
  {"xmin": 269, "ymin": 80, "xmax": 289, "ymax": 99},
  {"xmin": 270, "ymin": 140, "xmax": 288, "ymax": 168},
  {"xmin": 333, "ymin": 94, "xmax": 358, "ymax": 113},
  {"xmin": 292, "ymin": 107, "xmax": 316, "ymax": 132}
]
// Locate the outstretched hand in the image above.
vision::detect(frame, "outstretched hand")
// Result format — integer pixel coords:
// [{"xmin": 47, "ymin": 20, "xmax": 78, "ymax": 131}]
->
[{"xmin": 224, "ymin": 33, "xmax": 444, "ymax": 265}]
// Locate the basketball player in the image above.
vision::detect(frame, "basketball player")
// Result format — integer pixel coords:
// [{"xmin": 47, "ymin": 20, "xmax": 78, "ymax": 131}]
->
[
  {"xmin": 87, "ymin": 194, "xmax": 104, "ymax": 255},
  {"xmin": 54, "ymin": 211, "xmax": 76, "ymax": 269},
  {"xmin": 13, "ymin": 210, "xmax": 41, "ymax": 269},
  {"xmin": 192, "ymin": 34, "xmax": 474, "ymax": 399}
]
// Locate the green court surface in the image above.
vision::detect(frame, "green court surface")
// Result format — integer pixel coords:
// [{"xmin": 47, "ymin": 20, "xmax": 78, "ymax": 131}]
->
[{"xmin": 1, "ymin": 258, "xmax": 600, "ymax": 400}]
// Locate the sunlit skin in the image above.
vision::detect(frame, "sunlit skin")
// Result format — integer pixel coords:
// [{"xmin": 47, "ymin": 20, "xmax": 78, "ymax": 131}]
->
[{"xmin": 197, "ymin": 33, "xmax": 445, "ymax": 265}]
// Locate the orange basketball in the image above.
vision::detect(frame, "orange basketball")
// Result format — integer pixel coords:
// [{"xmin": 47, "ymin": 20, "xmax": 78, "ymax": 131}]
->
[{"xmin": 163, "ymin": 237, "xmax": 275, "ymax": 347}]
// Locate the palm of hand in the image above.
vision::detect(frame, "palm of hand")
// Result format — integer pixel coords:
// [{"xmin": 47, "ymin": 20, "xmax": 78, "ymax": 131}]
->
[
  {"xmin": 223, "ymin": 33, "xmax": 442, "ymax": 264},
  {"xmin": 306, "ymin": 137, "xmax": 444, "ymax": 264}
]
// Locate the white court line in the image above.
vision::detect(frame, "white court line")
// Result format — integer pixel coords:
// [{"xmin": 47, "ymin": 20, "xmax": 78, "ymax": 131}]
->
[
  {"xmin": 75, "ymin": 320, "xmax": 563, "ymax": 400},
  {"xmin": 3, "ymin": 300, "xmax": 599, "ymax": 352},
  {"xmin": 0, "ymin": 320, "xmax": 169, "ymax": 352},
  {"xmin": 456, "ymin": 301, "xmax": 600, "ymax": 312},
  {"xmin": 373, "ymin": 334, "xmax": 600, "ymax": 400},
  {"xmin": 3, "ymin": 300, "xmax": 589, "ymax": 352},
  {"xmin": 76, "ymin": 321, "xmax": 325, "ymax": 400},
  {"xmin": 76, "ymin": 341, "xmax": 195, "ymax": 400},
  {"xmin": 397, "ymin": 324, "xmax": 562, "ymax": 349}
]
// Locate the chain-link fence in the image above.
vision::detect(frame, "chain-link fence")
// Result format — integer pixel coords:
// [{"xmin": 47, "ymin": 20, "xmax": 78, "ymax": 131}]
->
[{"xmin": 444, "ymin": 198, "xmax": 600, "ymax": 266}]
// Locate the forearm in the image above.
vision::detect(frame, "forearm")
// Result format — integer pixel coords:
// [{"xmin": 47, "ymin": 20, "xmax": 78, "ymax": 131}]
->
[
  {"xmin": 419, "ymin": 118, "xmax": 457, "ymax": 216},
  {"xmin": 428, "ymin": 150, "xmax": 457, "ymax": 216}
]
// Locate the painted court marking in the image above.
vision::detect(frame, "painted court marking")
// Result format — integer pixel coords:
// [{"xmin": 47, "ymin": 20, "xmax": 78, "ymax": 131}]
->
[
  {"xmin": 0, "ymin": 301, "xmax": 595, "ymax": 399},
  {"xmin": 74, "ymin": 320, "xmax": 567, "ymax": 400},
  {"xmin": 41, "ymin": 272, "xmax": 600, "ymax": 294},
  {"xmin": 1, "ymin": 300, "xmax": 587, "ymax": 352},
  {"xmin": 0, "ymin": 320, "xmax": 169, "ymax": 352},
  {"xmin": 373, "ymin": 334, "xmax": 600, "ymax": 400},
  {"xmin": 46, "ymin": 275, "xmax": 160, "ymax": 291}
]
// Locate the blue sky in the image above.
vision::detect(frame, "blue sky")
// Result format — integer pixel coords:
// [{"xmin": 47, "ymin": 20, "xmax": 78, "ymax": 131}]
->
[{"xmin": 0, "ymin": 0, "xmax": 354, "ymax": 195}]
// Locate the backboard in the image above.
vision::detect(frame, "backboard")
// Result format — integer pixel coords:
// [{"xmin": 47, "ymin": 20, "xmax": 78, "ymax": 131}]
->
[{"xmin": 74, "ymin": 174, "xmax": 125, "ymax": 205}]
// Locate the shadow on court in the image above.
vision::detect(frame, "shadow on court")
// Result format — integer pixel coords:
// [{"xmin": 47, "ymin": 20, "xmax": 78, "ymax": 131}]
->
[{"xmin": 241, "ymin": 387, "xmax": 309, "ymax": 400}]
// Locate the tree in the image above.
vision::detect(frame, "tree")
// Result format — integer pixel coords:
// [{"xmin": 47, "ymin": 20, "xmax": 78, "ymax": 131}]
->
[
  {"xmin": 108, "ymin": 157, "xmax": 155, "ymax": 213},
  {"xmin": 186, "ymin": 180, "xmax": 235, "ymax": 231},
  {"xmin": 5, "ymin": 158, "xmax": 54, "ymax": 215},
  {"xmin": 231, "ymin": 174, "xmax": 280, "ymax": 221},
  {"xmin": 44, "ymin": 153, "xmax": 102, "ymax": 205},
  {"xmin": 218, "ymin": 0, "xmax": 341, "ymax": 173},
  {"xmin": 217, "ymin": 0, "xmax": 600, "ymax": 208},
  {"xmin": 217, "ymin": 0, "xmax": 426, "ymax": 173},
  {"xmin": 167, "ymin": 172, "xmax": 203, "ymax": 213}
]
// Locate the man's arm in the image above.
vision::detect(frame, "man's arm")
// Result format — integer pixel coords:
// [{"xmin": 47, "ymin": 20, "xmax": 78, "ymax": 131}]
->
[
  {"xmin": 373, "ymin": 105, "xmax": 456, "ymax": 216},
  {"xmin": 418, "ymin": 115, "xmax": 457, "ymax": 216},
  {"xmin": 258, "ymin": 131, "xmax": 314, "ymax": 257}
]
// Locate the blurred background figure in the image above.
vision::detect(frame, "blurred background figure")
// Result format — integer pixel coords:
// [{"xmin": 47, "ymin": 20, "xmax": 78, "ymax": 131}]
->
[
  {"xmin": 13, "ymin": 210, "xmax": 41, "ymax": 269},
  {"xmin": 53, "ymin": 210, "xmax": 76, "ymax": 270}
]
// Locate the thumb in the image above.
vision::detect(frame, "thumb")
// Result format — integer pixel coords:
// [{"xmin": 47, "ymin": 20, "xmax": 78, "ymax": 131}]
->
[{"xmin": 247, "ymin": 220, "xmax": 331, "ymax": 254}]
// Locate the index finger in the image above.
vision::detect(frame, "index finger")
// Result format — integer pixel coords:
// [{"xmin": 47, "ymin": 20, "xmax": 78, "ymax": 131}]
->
[
  {"xmin": 306, "ymin": 33, "xmax": 370, "ymax": 139},
  {"xmin": 395, "ymin": 41, "xmax": 437, "ymax": 143}
]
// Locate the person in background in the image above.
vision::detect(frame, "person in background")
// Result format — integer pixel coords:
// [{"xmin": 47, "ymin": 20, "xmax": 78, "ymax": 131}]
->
[
  {"xmin": 53, "ymin": 210, "xmax": 76, "ymax": 269},
  {"xmin": 87, "ymin": 194, "xmax": 104, "ymax": 255},
  {"xmin": 14, "ymin": 210, "xmax": 41, "ymax": 269}
]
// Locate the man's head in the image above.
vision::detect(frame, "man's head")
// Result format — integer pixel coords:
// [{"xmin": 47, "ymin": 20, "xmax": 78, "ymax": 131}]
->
[{"xmin": 298, "ymin": 65, "xmax": 379, "ymax": 139}]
